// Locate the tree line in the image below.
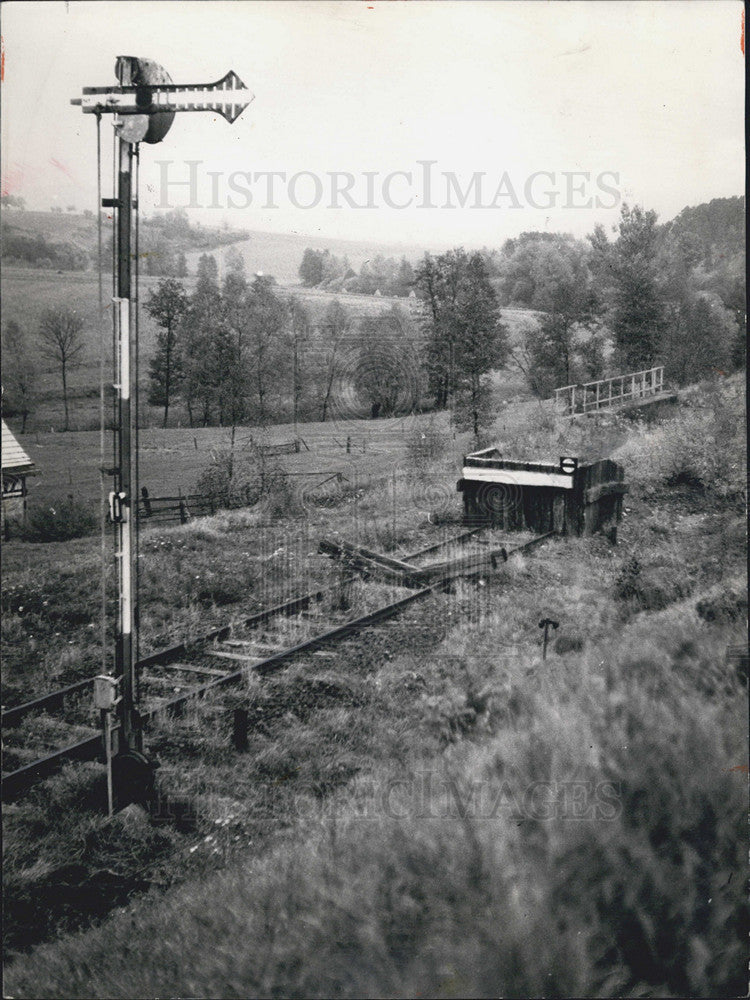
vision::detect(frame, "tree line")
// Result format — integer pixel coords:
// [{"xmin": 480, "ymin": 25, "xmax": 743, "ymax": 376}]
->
[
  {"xmin": 2, "ymin": 196, "xmax": 743, "ymax": 435},
  {"xmin": 299, "ymin": 248, "xmax": 416, "ymax": 298},
  {"xmin": 144, "ymin": 249, "xmax": 429, "ymax": 429},
  {"xmin": 297, "ymin": 195, "xmax": 743, "ymax": 396},
  {"xmin": 493, "ymin": 196, "xmax": 744, "ymax": 392}
]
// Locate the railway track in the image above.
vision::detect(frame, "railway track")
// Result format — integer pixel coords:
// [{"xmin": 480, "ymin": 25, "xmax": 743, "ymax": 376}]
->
[{"xmin": 2, "ymin": 527, "xmax": 554, "ymax": 801}]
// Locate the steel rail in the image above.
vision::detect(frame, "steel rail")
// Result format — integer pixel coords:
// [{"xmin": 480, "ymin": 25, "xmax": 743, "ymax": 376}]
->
[
  {"xmin": 2, "ymin": 678, "xmax": 95, "ymax": 727},
  {"xmin": 1, "ymin": 582, "xmax": 440, "ymax": 801},
  {"xmin": 2, "ymin": 529, "xmax": 482, "ymax": 728},
  {"xmin": 2, "ymin": 530, "xmax": 555, "ymax": 800},
  {"xmin": 1, "ymin": 583, "xmax": 338, "ymax": 728}
]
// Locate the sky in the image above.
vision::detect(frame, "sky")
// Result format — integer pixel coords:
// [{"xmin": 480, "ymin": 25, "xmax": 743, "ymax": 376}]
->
[{"xmin": 0, "ymin": 0, "xmax": 745, "ymax": 250}]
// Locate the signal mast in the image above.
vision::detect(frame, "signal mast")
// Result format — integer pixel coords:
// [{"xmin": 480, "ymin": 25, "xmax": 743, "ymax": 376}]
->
[{"xmin": 72, "ymin": 58, "xmax": 253, "ymax": 811}]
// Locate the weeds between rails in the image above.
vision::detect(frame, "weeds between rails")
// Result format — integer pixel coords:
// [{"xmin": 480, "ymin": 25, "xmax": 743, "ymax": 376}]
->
[{"xmin": 2, "ymin": 524, "xmax": 514, "ymax": 802}]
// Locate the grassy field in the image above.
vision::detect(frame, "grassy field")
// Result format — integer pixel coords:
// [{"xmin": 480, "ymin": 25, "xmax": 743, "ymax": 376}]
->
[
  {"xmin": 15, "ymin": 411, "xmax": 447, "ymax": 508},
  {"xmin": 13, "ymin": 365, "xmax": 536, "ymax": 513},
  {"xmin": 2, "ymin": 372, "xmax": 747, "ymax": 996},
  {"xmin": 2, "ymin": 220, "xmax": 540, "ymax": 435}
]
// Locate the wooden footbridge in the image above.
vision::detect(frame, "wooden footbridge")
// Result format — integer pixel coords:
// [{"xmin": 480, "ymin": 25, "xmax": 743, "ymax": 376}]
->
[{"xmin": 554, "ymin": 366, "xmax": 676, "ymax": 417}]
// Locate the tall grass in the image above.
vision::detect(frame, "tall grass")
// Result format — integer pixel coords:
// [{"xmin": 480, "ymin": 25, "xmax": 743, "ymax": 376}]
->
[
  {"xmin": 3, "ymin": 372, "xmax": 746, "ymax": 996},
  {"xmin": 5, "ymin": 601, "xmax": 746, "ymax": 998}
]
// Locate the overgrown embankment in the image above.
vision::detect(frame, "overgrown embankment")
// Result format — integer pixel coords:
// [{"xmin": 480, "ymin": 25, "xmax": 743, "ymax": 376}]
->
[{"xmin": 3, "ymin": 376, "xmax": 747, "ymax": 997}]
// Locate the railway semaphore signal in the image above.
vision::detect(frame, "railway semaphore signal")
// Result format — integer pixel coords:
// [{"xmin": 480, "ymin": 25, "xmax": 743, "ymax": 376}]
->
[
  {"xmin": 72, "ymin": 57, "xmax": 252, "ymax": 813},
  {"xmin": 72, "ymin": 69, "xmax": 252, "ymax": 121}
]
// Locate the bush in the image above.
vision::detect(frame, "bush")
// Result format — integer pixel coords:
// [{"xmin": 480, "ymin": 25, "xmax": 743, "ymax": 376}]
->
[
  {"xmin": 695, "ymin": 581, "xmax": 748, "ymax": 624},
  {"xmin": 261, "ymin": 470, "xmax": 302, "ymax": 522},
  {"xmin": 195, "ymin": 443, "xmax": 289, "ymax": 513},
  {"xmin": 21, "ymin": 497, "xmax": 97, "ymax": 542},
  {"xmin": 614, "ymin": 555, "xmax": 692, "ymax": 613},
  {"xmin": 615, "ymin": 380, "xmax": 746, "ymax": 498}
]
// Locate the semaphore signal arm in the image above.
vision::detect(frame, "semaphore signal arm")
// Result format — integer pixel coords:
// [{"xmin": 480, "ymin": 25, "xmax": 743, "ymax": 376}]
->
[{"xmin": 71, "ymin": 70, "xmax": 253, "ymax": 123}]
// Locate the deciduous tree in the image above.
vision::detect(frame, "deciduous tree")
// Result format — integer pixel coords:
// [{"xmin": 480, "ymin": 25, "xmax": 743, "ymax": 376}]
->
[
  {"xmin": 245, "ymin": 274, "xmax": 289, "ymax": 427},
  {"xmin": 589, "ymin": 204, "xmax": 666, "ymax": 370},
  {"xmin": 356, "ymin": 306, "xmax": 420, "ymax": 418},
  {"xmin": 181, "ymin": 254, "xmax": 224, "ymax": 426},
  {"xmin": 145, "ymin": 278, "xmax": 188, "ymax": 427},
  {"xmin": 299, "ymin": 248, "xmax": 324, "ymax": 287},
  {"xmin": 415, "ymin": 249, "xmax": 507, "ymax": 438},
  {"xmin": 1, "ymin": 320, "xmax": 36, "ymax": 432},
  {"xmin": 315, "ymin": 299, "xmax": 352, "ymax": 422},
  {"xmin": 38, "ymin": 307, "xmax": 86, "ymax": 430}
]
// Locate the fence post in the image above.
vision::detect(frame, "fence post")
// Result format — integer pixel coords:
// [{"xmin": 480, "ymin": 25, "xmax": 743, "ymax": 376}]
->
[
  {"xmin": 141, "ymin": 486, "xmax": 152, "ymax": 517},
  {"xmin": 179, "ymin": 491, "xmax": 187, "ymax": 525},
  {"xmin": 346, "ymin": 435, "xmax": 351, "ymax": 454}
]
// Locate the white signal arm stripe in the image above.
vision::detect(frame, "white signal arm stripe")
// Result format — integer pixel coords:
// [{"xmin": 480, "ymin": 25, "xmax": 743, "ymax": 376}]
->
[{"xmin": 77, "ymin": 89, "xmax": 253, "ymax": 113}]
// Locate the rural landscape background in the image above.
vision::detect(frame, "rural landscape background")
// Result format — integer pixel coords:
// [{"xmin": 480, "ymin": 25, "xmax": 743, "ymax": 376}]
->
[
  {"xmin": 2, "ymin": 189, "xmax": 747, "ymax": 998},
  {"xmin": 1, "ymin": 1, "xmax": 747, "ymax": 997}
]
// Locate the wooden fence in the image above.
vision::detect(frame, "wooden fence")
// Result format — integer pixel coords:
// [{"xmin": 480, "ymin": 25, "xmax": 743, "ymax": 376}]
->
[
  {"xmin": 138, "ymin": 471, "xmax": 344, "ymax": 525},
  {"xmin": 555, "ymin": 366, "xmax": 664, "ymax": 416}
]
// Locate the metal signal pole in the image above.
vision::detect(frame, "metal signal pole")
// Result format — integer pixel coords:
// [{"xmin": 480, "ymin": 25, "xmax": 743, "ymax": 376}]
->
[
  {"xmin": 113, "ymin": 133, "xmax": 139, "ymax": 754},
  {"xmin": 74, "ymin": 57, "xmax": 253, "ymax": 810}
]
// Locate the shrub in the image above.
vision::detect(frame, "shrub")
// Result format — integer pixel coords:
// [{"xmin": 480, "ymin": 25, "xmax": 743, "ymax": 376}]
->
[
  {"xmin": 195, "ymin": 443, "xmax": 290, "ymax": 513},
  {"xmin": 261, "ymin": 470, "xmax": 302, "ymax": 522},
  {"xmin": 614, "ymin": 555, "xmax": 692, "ymax": 612},
  {"xmin": 695, "ymin": 581, "xmax": 748, "ymax": 624},
  {"xmin": 21, "ymin": 497, "xmax": 96, "ymax": 542},
  {"xmin": 615, "ymin": 381, "xmax": 746, "ymax": 498}
]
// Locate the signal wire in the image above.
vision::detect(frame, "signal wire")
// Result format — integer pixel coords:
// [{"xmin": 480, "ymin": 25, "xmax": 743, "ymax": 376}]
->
[{"xmin": 133, "ymin": 143, "xmax": 142, "ymax": 698}]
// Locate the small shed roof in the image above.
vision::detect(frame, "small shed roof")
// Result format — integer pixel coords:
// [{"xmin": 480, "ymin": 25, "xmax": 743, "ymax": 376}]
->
[{"xmin": 2, "ymin": 419, "xmax": 35, "ymax": 475}]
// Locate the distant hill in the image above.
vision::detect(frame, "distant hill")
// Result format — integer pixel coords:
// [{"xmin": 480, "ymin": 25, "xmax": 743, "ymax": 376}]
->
[
  {"xmin": 0, "ymin": 208, "xmax": 249, "ymax": 274},
  {"xmin": 185, "ymin": 229, "xmax": 434, "ymax": 286},
  {"xmin": 660, "ymin": 196, "xmax": 745, "ymax": 329},
  {"xmin": 1, "ymin": 208, "xmax": 434, "ymax": 284}
]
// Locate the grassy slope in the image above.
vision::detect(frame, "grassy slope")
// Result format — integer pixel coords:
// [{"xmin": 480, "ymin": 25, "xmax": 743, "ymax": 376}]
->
[
  {"xmin": 2, "ymin": 208, "xmax": 434, "ymax": 285},
  {"xmin": 2, "ymin": 376, "xmax": 747, "ymax": 997}
]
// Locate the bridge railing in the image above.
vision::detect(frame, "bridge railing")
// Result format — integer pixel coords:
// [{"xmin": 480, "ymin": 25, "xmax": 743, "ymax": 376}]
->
[{"xmin": 554, "ymin": 366, "xmax": 664, "ymax": 416}]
